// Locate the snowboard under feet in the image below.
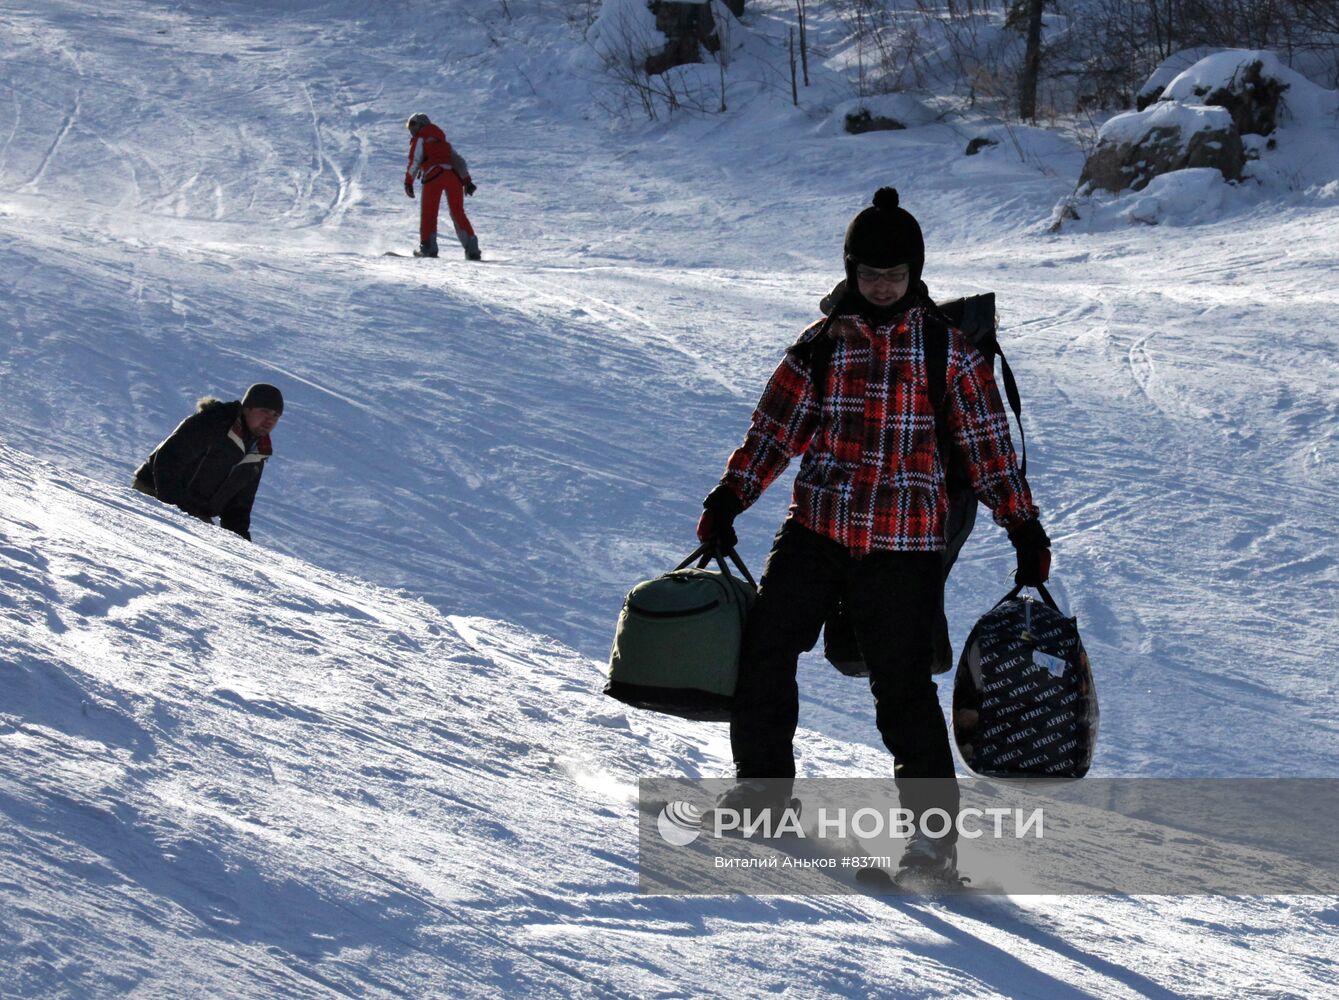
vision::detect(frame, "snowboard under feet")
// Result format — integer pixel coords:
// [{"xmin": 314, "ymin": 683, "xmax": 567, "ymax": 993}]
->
[
  {"xmin": 857, "ymin": 863, "xmax": 972, "ymax": 894},
  {"xmin": 381, "ymin": 251, "xmax": 508, "ymax": 262}
]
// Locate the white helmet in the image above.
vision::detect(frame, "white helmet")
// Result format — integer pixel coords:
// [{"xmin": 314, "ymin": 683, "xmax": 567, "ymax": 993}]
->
[{"xmin": 406, "ymin": 113, "xmax": 430, "ymax": 133}]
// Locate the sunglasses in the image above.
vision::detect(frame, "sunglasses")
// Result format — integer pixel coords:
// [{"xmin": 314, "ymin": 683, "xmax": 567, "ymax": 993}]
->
[{"xmin": 856, "ymin": 264, "xmax": 911, "ymax": 284}]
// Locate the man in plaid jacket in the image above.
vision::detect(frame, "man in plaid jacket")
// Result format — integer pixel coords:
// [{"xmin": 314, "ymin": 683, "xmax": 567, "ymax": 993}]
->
[{"xmin": 697, "ymin": 188, "xmax": 1051, "ymax": 880}]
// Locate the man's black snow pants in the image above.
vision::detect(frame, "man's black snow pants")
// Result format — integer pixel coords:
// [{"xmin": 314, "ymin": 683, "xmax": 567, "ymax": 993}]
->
[{"xmin": 731, "ymin": 519, "xmax": 960, "ymax": 838}]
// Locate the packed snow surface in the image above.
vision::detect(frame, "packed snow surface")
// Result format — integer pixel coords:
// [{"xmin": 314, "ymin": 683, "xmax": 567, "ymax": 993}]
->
[{"xmin": 2, "ymin": 0, "xmax": 1338, "ymax": 996}]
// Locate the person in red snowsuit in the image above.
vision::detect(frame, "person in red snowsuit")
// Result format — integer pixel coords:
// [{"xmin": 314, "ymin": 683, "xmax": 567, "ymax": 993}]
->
[{"xmin": 404, "ymin": 113, "xmax": 481, "ymax": 260}]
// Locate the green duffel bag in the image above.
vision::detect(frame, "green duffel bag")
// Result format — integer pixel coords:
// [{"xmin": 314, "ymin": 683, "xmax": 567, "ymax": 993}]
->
[{"xmin": 604, "ymin": 545, "xmax": 757, "ymax": 721}]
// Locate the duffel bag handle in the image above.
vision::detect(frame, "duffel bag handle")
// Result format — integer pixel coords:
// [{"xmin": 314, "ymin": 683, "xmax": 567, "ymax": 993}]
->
[
  {"xmin": 998, "ymin": 580, "xmax": 1060, "ymax": 612},
  {"xmin": 676, "ymin": 543, "xmax": 758, "ymax": 589}
]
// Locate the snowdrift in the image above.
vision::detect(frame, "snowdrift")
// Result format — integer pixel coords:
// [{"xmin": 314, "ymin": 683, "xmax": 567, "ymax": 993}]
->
[{"xmin": 0, "ymin": 442, "xmax": 652, "ymax": 994}]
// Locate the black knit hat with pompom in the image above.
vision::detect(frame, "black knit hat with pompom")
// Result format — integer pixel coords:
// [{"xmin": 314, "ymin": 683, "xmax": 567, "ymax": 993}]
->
[{"xmin": 843, "ymin": 186, "xmax": 925, "ymax": 284}]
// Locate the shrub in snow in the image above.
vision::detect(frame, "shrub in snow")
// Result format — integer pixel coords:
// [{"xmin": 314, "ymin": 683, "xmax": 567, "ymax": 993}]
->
[{"xmin": 1079, "ymin": 101, "xmax": 1244, "ymax": 195}]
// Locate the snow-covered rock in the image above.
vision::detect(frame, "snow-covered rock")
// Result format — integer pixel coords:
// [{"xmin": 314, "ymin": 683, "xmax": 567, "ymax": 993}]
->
[
  {"xmin": 589, "ymin": 0, "xmax": 730, "ymax": 76},
  {"xmin": 1161, "ymin": 49, "xmax": 1302, "ymax": 137},
  {"xmin": 588, "ymin": 0, "xmax": 666, "ymax": 70},
  {"xmin": 646, "ymin": 1, "xmax": 721, "ymax": 76},
  {"xmin": 1136, "ymin": 47, "xmax": 1218, "ymax": 109},
  {"xmin": 834, "ymin": 93, "xmax": 938, "ymax": 135},
  {"xmin": 1145, "ymin": 49, "xmax": 1339, "ymax": 138},
  {"xmin": 1064, "ymin": 48, "xmax": 1339, "ymax": 225},
  {"xmin": 1079, "ymin": 101, "xmax": 1244, "ymax": 194},
  {"xmin": 1135, "ymin": 46, "xmax": 1221, "ymax": 107},
  {"xmin": 1119, "ymin": 166, "xmax": 1231, "ymax": 225}
]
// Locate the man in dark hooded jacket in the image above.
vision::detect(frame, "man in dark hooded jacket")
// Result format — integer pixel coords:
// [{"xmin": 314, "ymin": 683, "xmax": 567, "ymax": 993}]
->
[{"xmin": 133, "ymin": 383, "xmax": 283, "ymax": 541}]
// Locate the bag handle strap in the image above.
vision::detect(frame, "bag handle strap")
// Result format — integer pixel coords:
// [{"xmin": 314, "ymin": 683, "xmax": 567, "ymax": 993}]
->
[
  {"xmin": 676, "ymin": 544, "xmax": 758, "ymax": 589},
  {"xmin": 996, "ymin": 580, "xmax": 1059, "ymax": 612}
]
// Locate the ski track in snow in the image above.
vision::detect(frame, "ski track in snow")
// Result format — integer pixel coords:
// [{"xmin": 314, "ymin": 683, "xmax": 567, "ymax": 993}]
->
[{"xmin": 1, "ymin": 1, "xmax": 1338, "ymax": 996}]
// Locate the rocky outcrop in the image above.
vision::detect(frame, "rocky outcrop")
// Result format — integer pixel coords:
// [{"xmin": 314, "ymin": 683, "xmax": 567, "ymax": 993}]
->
[
  {"xmin": 1135, "ymin": 47, "xmax": 1216, "ymax": 110},
  {"xmin": 1161, "ymin": 56, "xmax": 1289, "ymax": 137},
  {"xmin": 845, "ymin": 109, "xmax": 905, "ymax": 134},
  {"xmin": 1079, "ymin": 101, "xmax": 1244, "ymax": 194}
]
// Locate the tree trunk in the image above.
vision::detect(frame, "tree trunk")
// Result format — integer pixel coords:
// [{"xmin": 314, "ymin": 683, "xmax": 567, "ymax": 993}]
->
[{"xmin": 1018, "ymin": 0, "xmax": 1044, "ymax": 122}]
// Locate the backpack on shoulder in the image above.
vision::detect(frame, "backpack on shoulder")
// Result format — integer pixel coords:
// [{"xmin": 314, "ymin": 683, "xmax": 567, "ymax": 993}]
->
[
  {"xmin": 810, "ymin": 285, "xmax": 1026, "ymax": 677},
  {"xmin": 952, "ymin": 583, "xmax": 1098, "ymax": 778},
  {"xmin": 604, "ymin": 545, "xmax": 757, "ymax": 722}
]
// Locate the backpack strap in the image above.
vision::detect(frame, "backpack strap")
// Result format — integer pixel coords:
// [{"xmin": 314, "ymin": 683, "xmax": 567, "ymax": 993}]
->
[
  {"xmin": 996, "ymin": 350, "xmax": 1027, "ymax": 478},
  {"xmin": 788, "ymin": 305, "xmax": 845, "ymax": 409},
  {"xmin": 921, "ymin": 310, "xmax": 953, "ymax": 475}
]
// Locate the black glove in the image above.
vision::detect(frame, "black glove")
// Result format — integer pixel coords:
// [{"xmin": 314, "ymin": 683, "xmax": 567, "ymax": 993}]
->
[
  {"xmin": 697, "ymin": 485, "xmax": 743, "ymax": 553},
  {"xmin": 404, "ymin": 176, "xmax": 415, "ymax": 199},
  {"xmin": 1008, "ymin": 518, "xmax": 1051, "ymax": 587},
  {"xmin": 464, "ymin": 181, "xmax": 477, "ymax": 196}
]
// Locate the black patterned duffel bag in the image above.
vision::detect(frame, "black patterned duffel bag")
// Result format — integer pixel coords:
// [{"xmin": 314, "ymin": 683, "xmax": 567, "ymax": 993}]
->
[{"xmin": 952, "ymin": 583, "xmax": 1099, "ymax": 779}]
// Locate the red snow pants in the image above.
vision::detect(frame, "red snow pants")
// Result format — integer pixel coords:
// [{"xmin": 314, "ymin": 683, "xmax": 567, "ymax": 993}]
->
[{"xmin": 421, "ymin": 170, "xmax": 475, "ymax": 246}]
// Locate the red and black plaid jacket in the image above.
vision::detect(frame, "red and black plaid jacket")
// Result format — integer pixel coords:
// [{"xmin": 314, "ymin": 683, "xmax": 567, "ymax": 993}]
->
[{"xmin": 718, "ymin": 306, "xmax": 1037, "ymax": 555}]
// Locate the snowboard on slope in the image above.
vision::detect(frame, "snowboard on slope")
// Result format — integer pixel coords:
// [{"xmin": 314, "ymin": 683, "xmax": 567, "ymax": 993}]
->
[
  {"xmin": 381, "ymin": 251, "xmax": 510, "ymax": 262},
  {"xmin": 856, "ymin": 860, "xmax": 972, "ymax": 895}
]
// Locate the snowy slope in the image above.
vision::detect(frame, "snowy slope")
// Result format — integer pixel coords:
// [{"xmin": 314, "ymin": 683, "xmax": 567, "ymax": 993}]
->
[
  {"xmin": 5, "ymin": 448, "xmax": 1336, "ymax": 998},
  {"xmin": 2, "ymin": 0, "xmax": 1338, "ymax": 995}
]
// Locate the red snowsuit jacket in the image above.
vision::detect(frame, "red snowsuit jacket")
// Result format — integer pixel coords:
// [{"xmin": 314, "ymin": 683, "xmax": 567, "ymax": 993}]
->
[
  {"xmin": 717, "ymin": 305, "xmax": 1037, "ymax": 555},
  {"xmin": 405, "ymin": 123, "xmax": 470, "ymax": 186}
]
